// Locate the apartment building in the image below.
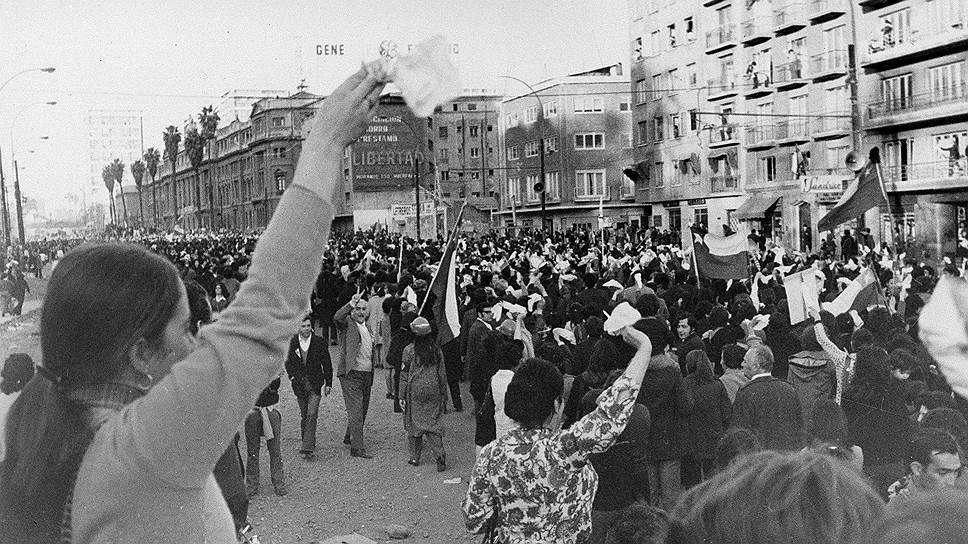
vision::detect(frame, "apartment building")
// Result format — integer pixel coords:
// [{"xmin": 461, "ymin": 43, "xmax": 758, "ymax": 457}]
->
[
  {"xmin": 857, "ymin": 0, "xmax": 968, "ymax": 261},
  {"xmin": 496, "ymin": 64, "xmax": 639, "ymax": 231}
]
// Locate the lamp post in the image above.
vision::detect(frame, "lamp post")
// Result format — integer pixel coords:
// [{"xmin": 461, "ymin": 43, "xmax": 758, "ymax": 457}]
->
[
  {"xmin": 0, "ymin": 67, "xmax": 55, "ymax": 247},
  {"xmin": 500, "ymin": 75, "xmax": 549, "ymax": 232},
  {"xmin": 11, "ymin": 101, "xmax": 57, "ymax": 244}
]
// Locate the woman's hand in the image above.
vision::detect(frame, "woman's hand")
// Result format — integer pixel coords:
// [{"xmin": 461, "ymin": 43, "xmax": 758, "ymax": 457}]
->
[
  {"xmin": 620, "ymin": 325, "xmax": 652, "ymax": 355},
  {"xmin": 309, "ymin": 66, "xmax": 385, "ymax": 153}
]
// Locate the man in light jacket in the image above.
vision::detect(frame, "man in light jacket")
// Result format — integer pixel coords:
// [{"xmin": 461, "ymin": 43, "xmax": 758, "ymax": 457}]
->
[{"xmin": 334, "ymin": 293, "xmax": 376, "ymax": 459}]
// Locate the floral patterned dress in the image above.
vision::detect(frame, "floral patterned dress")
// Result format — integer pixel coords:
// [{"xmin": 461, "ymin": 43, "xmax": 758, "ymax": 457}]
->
[{"xmin": 462, "ymin": 374, "xmax": 641, "ymax": 544}]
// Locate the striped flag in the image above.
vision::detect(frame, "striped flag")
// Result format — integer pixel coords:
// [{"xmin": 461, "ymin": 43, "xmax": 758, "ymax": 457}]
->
[
  {"xmin": 817, "ymin": 149, "xmax": 888, "ymax": 232},
  {"xmin": 822, "ymin": 268, "xmax": 882, "ymax": 316},
  {"xmin": 691, "ymin": 227, "xmax": 751, "ymax": 280},
  {"xmin": 430, "ymin": 238, "xmax": 461, "ymax": 345}
]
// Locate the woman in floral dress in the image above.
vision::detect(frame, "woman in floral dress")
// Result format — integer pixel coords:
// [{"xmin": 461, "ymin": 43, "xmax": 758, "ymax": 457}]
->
[{"xmin": 463, "ymin": 324, "xmax": 654, "ymax": 544}]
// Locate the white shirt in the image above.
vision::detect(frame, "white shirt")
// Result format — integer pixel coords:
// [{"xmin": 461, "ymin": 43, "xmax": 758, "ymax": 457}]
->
[
  {"xmin": 354, "ymin": 321, "xmax": 373, "ymax": 372},
  {"xmin": 298, "ymin": 335, "xmax": 312, "ymax": 358},
  {"xmin": 750, "ymin": 372, "xmax": 772, "ymax": 382},
  {"xmin": 0, "ymin": 391, "xmax": 19, "ymax": 464}
]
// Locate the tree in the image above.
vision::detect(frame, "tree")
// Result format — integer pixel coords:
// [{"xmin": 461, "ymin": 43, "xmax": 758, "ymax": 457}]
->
[
  {"xmin": 102, "ymin": 165, "xmax": 115, "ymax": 225},
  {"xmin": 198, "ymin": 106, "xmax": 220, "ymax": 226},
  {"xmin": 162, "ymin": 126, "xmax": 181, "ymax": 226},
  {"xmin": 144, "ymin": 147, "xmax": 161, "ymax": 225},
  {"xmin": 110, "ymin": 158, "xmax": 127, "ymax": 225},
  {"xmin": 131, "ymin": 159, "xmax": 146, "ymax": 225},
  {"xmin": 183, "ymin": 121, "xmax": 205, "ymax": 228}
]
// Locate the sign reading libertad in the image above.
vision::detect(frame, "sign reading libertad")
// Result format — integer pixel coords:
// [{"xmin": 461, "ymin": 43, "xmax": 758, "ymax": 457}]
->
[{"xmin": 351, "ymin": 110, "xmax": 427, "ymax": 192}]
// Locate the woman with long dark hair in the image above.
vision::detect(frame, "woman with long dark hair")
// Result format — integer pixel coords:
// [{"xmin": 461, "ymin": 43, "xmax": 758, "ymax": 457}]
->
[
  {"xmin": 681, "ymin": 349, "xmax": 730, "ymax": 487},
  {"xmin": 0, "ymin": 67, "xmax": 384, "ymax": 543},
  {"xmin": 400, "ymin": 317, "xmax": 449, "ymax": 471}
]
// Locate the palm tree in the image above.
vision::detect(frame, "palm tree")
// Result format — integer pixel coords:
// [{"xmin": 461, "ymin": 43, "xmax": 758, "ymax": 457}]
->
[
  {"xmin": 110, "ymin": 158, "xmax": 127, "ymax": 225},
  {"xmin": 162, "ymin": 126, "xmax": 181, "ymax": 226},
  {"xmin": 144, "ymin": 147, "xmax": 161, "ymax": 225},
  {"xmin": 102, "ymin": 165, "xmax": 115, "ymax": 225},
  {"xmin": 131, "ymin": 159, "xmax": 146, "ymax": 225},
  {"xmin": 198, "ymin": 106, "xmax": 220, "ymax": 226},
  {"xmin": 183, "ymin": 121, "xmax": 205, "ymax": 227}
]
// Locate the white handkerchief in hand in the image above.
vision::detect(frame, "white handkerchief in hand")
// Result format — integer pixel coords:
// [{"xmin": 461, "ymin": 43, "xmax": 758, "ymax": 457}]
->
[
  {"xmin": 392, "ymin": 35, "xmax": 461, "ymax": 117},
  {"xmin": 603, "ymin": 302, "xmax": 642, "ymax": 335},
  {"xmin": 920, "ymin": 276, "xmax": 968, "ymax": 400}
]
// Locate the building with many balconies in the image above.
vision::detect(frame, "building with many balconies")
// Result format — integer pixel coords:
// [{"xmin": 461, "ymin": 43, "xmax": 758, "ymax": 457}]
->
[{"xmin": 857, "ymin": 0, "xmax": 968, "ymax": 261}]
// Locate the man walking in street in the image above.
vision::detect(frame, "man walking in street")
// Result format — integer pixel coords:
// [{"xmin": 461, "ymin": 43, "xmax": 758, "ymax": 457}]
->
[
  {"xmin": 285, "ymin": 315, "xmax": 332, "ymax": 461},
  {"xmin": 335, "ymin": 293, "xmax": 377, "ymax": 459}
]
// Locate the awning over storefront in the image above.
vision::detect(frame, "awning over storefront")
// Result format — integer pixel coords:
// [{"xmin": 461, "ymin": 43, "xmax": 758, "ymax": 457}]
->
[{"xmin": 734, "ymin": 195, "xmax": 781, "ymax": 220}]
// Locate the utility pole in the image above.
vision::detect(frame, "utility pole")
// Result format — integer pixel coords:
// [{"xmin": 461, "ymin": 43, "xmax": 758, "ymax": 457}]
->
[
  {"xmin": 539, "ymin": 132, "xmax": 547, "ymax": 232},
  {"xmin": 0, "ymin": 146, "xmax": 8, "ymax": 247},
  {"xmin": 13, "ymin": 160, "xmax": 24, "ymax": 245},
  {"xmin": 414, "ymin": 155, "xmax": 421, "ymax": 240}
]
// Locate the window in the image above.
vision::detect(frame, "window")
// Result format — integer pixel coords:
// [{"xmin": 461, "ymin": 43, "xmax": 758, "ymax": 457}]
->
[
  {"xmin": 825, "ymin": 141, "xmax": 850, "ymax": 171},
  {"xmin": 672, "ymin": 160, "xmax": 684, "ymax": 186},
  {"xmin": 671, "ymin": 113, "xmax": 682, "ymax": 138},
  {"xmin": 545, "ymin": 171, "xmax": 561, "ymax": 200},
  {"xmin": 880, "ymin": 8, "xmax": 912, "ymax": 48},
  {"xmin": 654, "ymin": 116, "xmax": 665, "ymax": 141},
  {"xmin": 439, "ymin": 126, "xmax": 448, "ymax": 138},
  {"xmin": 574, "ymin": 133, "xmax": 605, "ymax": 149},
  {"xmin": 689, "ymin": 109, "xmax": 699, "ymax": 131},
  {"xmin": 822, "ymin": 26, "xmax": 846, "ymax": 68},
  {"xmin": 545, "ymin": 136, "xmax": 559, "ymax": 153},
  {"xmin": 685, "ymin": 17, "xmax": 695, "ymax": 41},
  {"xmin": 633, "ymin": 36, "xmax": 644, "ymax": 61},
  {"xmin": 525, "ymin": 105, "xmax": 539, "ymax": 123},
  {"xmin": 652, "ymin": 162, "xmax": 665, "ymax": 188},
  {"xmin": 694, "ymin": 208, "xmax": 708, "ymax": 230},
  {"xmin": 826, "ymin": 85, "xmax": 849, "ymax": 113},
  {"xmin": 507, "ymin": 145, "xmax": 519, "ymax": 160},
  {"xmin": 507, "ymin": 177, "xmax": 520, "ymax": 203},
  {"xmin": 438, "ymin": 148, "xmax": 449, "ymax": 161},
  {"xmin": 525, "ymin": 174, "xmax": 540, "ymax": 202},
  {"xmin": 440, "ymin": 171, "xmax": 450, "ymax": 181},
  {"xmin": 638, "ymin": 120, "xmax": 649, "ymax": 144},
  {"xmin": 272, "ymin": 146, "xmax": 287, "ymax": 158},
  {"xmin": 467, "ymin": 103, "xmax": 478, "ymax": 111},
  {"xmin": 457, "ymin": 146, "xmax": 464, "ymax": 155},
  {"xmin": 271, "ymin": 117, "xmax": 286, "ymax": 127},
  {"xmin": 635, "ymin": 79, "xmax": 648, "ymax": 104},
  {"xmin": 929, "ymin": 62, "xmax": 965, "ymax": 101},
  {"xmin": 619, "ymin": 102, "xmax": 630, "ymax": 111},
  {"xmin": 668, "ymin": 69, "xmax": 679, "ymax": 95},
  {"xmin": 650, "ymin": 30, "xmax": 662, "ymax": 56},
  {"xmin": 652, "ymin": 74, "xmax": 663, "ymax": 100},
  {"xmin": 882, "ymin": 74, "xmax": 913, "ymax": 110},
  {"xmin": 686, "ymin": 63, "xmax": 697, "ymax": 87},
  {"xmin": 505, "ymin": 113, "xmax": 518, "ymax": 128},
  {"xmin": 469, "ymin": 125, "xmax": 479, "ymax": 137},
  {"xmin": 758, "ymin": 156, "xmax": 777, "ymax": 182},
  {"xmin": 470, "ymin": 147, "xmax": 480, "ymax": 158},
  {"xmin": 574, "ymin": 97, "xmax": 604, "ymax": 113},
  {"xmin": 575, "ymin": 170, "xmax": 607, "ymax": 198},
  {"xmin": 927, "ymin": 0, "xmax": 968, "ymax": 34},
  {"xmin": 668, "ymin": 23, "xmax": 677, "ymax": 48},
  {"xmin": 543, "ymin": 101, "xmax": 558, "ymax": 117},
  {"xmin": 935, "ymin": 130, "xmax": 968, "ymax": 175},
  {"xmin": 525, "ymin": 141, "xmax": 540, "ymax": 157}
]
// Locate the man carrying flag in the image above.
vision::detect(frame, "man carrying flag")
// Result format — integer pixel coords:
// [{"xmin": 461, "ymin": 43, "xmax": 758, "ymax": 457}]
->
[{"xmin": 818, "ymin": 148, "xmax": 888, "ymax": 233}]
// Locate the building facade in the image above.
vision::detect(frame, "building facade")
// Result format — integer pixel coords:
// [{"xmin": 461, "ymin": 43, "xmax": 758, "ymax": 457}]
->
[
  {"xmin": 495, "ymin": 64, "xmax": 640, "ymax": 231},
  {"xmin": 85, "ymin": 108, "xmax": 142, "ymax": 211},
  {"xmin": 857, "ymin": 0, "xmax": 968, "ymax": 261}
]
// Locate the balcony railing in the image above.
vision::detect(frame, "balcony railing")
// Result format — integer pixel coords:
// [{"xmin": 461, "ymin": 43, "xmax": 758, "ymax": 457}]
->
[
  {"xmin": 708, "ymin": 124, "xmax": 740, "ymax": 146},
  {"xmin": 742, "ymin": 17, "xmax": 773, "ymax": 44},
  {"xmin": 812, "ymin": 112, "xmax": 852, "ymax": 136},
  {"xmin": 774, "ymin": 2, "xmax": 807, "ymax": 33},
  {"xmin": 711, "ymin": 174, "xmax": 739, "ymax": 193},
  {"xmin": 867, "ymin": 84, "xmax": 968, "ymax": 121},
  {"xmin": 746, "ymin": 125, "xmax": 777, "ymax": 147},
  {"xmin": 707, "ymin": 77, "xmax": 739, "ymax": 100},
  {"xmin": 884, "ymin": 160, "xmax": 968, "ymax": 188},
  {"xmin": 809, "ymin": 49, "xmax": 848, "ymax": 79},
  {"xmin": 774, "ymin": 60, "xmax": 809, "ymax": 88},
  {"xmin": 808, "ymin": 0, "xmax": 847, "ymax": 22},
  {"xmin": 706, "ymin": 25, "xmax": 737, "ymax": 52},
  {"xmin": 863, "ymin": 25, "xmax": 968, "ymax": 69},
  {"xmin": 775, "ymin": 119, "xmax": 810, "ymax": 141}
]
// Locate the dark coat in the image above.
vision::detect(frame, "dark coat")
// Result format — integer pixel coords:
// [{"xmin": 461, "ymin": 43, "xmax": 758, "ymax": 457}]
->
[
  {"xmin": 842, "ymin": 382, "xmax": 913, "ymax": 467},
  {"xmin": 636, "ymin": 358, "xmax": 694, "ymax": 460},
  {"xmin": 764, "ymin": 327, "xmax": 801, "ymax": 380},
  {"xmin": 731, "ymin": 375, "xmax": 804, "ymax": 451},
  {"xmin": 673, "ymin": 334, "xmax": 706, "ymax": 375},
  {"xmin": 284, "ymin": 334, "xmax": 332, "ymax": 396},
  {"xmin": 589, "ymin": 401, "xmax": 651, "ymax": 511},
  {"xmin": 684, "ymin": 377, "xmax": 731, "ymax": 459},
  {"xmin": 466, "ymin": 320, "xmax": 499, "ymax": 404}
]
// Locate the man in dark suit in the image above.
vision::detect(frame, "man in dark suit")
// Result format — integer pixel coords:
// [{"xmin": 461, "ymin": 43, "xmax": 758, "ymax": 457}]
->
[
  {"xmin": 731, "ymin": 345, "xmax": 805, "ymax": 451},
  {"xmin": 284, "ymin": 315, "xmax": 332, "ymax": 461}
]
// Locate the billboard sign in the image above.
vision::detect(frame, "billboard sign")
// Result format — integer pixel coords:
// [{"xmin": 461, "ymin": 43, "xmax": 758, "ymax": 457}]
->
[{"xmin": 351, "ymin": 100, "xmax": 429, "ymax": 192}]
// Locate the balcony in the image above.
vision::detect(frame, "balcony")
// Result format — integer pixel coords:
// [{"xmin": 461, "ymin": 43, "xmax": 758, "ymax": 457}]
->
[
  {"xmin": 861, "ymin": 26, "xmax": 968, "ymax": 71},
  {"xmin": 742, "ymin": 17, "xmax": 773, "ymax": 46},
  {"xmin": 703, "ymin": 0, "xmax": 728, "ymax": 6},
  {"xmin": 866, "ymin": 85, "xmax": 968, "ymax": 130},
  {"xmin": 774, "ymin": 2, "xmax": 807, "ymax": 35},
  {"xmin": 708, "ymin": 124, "xmax": 741, "ymax": 148},
  {"xmin": 774, "ymin": 60, "xmax": 809, "ymax": 90},
  {"xmin": 812, "ymin": 111, "xmax": 852, "ymax": 139},
  {"xmin": 711, "ymin": 174, "xmax": 740, "ymax": 193},
  {"xmin": 807, "ymin": 0, "xmax": 846, "ymax": 24},
  {"xmin": 775, "ymin": 119, "xmax": 811, "ymax": 145},
  {"xmin": 857, "ymin": 0, "xmax": 904, "ymax": 8},
  {"xmin": 707, "ymin": 77, "xmax": 740, "ymax": 101},
  {"xmin": 746, "ymin": 125, "xmax": 777, "ymax": 150},
  {"xmin": 705, "ymin": 25, "xmax": 738, "ymax": 54},
  {"xmin": 809, "ymin": 49, "xmax": 848, "ymax": 81},
  {"xmin": 884, "ymin": 160, "xmax": 968, "ymax": 193},
  {"xmin": 744, "ymin": 76, "xmax": 776, "ymax": 99}
]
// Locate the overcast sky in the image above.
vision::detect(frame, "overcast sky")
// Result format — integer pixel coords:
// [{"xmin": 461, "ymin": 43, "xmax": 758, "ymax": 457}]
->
[{"xmin": 0, "ymin": 0, "xmax": 629, "ymax": 208}]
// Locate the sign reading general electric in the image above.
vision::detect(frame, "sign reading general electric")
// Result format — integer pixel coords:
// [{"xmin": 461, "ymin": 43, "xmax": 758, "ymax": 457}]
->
[{"xmin": 351, "ymin": 103, "xmax": 428, "ymax": 192}]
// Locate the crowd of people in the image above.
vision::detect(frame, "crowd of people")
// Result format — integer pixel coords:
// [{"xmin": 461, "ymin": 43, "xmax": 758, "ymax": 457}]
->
[{"xmin": 2, "ymin": 64, "xmax": 968, "ymax": 544}]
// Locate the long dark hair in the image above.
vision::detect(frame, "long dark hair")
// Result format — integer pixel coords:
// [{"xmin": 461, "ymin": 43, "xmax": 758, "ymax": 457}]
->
[
  {"xmin": 413, "ymin": 335, "xmax": 440, "ymax": 367},
  {"xmin": 0, "ymin": 243, "xmax": 182, "ymax": 532}
]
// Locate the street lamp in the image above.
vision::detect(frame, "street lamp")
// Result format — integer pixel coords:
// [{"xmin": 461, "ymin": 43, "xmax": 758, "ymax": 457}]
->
[
  {"xmin": 0, "ymin": 66, "xmax": 56, "ymax": 247},
  {"xmin": 500, "ymin": 75, "xmax": 550, "ymax": 232},
  {"xmin": 10, "ymin": 101, "xmax": 57, "ymax": 244}
]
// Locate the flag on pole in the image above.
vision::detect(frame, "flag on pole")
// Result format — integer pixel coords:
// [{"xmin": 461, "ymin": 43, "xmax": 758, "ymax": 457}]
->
[
  {"xmin": 822, "ymin": 267, "xmax": 882, "ymax": 316},
  {"xmin": 430, "ymin": 237, "xmax": 461, "ymax": 345},
  {"xmin": 691, "ymin": 227, "xmax": 750, "ymax": 279},
  {"xmin": 817, "ymin": 148, "xmax": 888, "ymax": 232}
]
